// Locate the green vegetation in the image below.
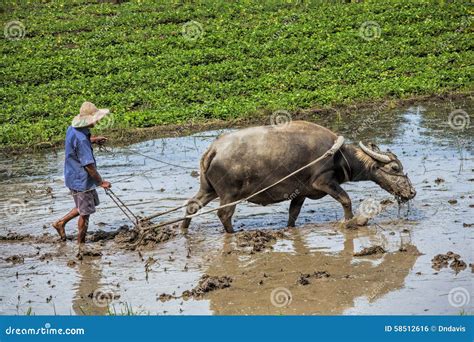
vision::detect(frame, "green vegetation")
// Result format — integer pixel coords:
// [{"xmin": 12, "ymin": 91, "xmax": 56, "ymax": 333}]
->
[
  {"xmin": 1, "ymin": 0, "xmax": 472, "ymax": 147},
  {"xmin": 107, "ymin": 302, "xmax": 150, "ymax": 315}
]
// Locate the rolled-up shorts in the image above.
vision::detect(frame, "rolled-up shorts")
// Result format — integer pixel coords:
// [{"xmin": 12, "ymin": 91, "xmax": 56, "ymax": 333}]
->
[{"xmin": 71, "ymin": 189, "xmax": 100, "ymax": 215}]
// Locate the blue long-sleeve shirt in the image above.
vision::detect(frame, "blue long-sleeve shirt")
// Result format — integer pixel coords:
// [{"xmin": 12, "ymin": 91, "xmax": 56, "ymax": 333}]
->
[{"xmin": 64, "ymin": 126, "xmax": 97, "ymax": 191}]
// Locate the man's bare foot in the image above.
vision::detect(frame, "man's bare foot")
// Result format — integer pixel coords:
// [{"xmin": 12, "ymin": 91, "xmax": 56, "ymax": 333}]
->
[
  {"xmin": 52, "ymin": 221, "xmax": 66, "ymax": 241},
  {"xmin": 76, "ymin": 243, "xmax": 85, "ymax": 260}
]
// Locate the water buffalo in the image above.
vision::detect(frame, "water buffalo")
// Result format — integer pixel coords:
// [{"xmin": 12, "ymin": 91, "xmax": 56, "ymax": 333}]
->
[{"xmin": 182, "ymin": 121, "xmax": 416, "ymax": 233}]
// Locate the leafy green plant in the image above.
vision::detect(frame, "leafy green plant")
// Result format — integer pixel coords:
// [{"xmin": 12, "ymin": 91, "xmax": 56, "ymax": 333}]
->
[{"xmin": 1, "ymin": 0, "xmax": 472, "ymax": 148}]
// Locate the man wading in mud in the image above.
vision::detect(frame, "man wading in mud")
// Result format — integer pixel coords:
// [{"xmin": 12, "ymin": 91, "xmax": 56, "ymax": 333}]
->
[{"xmin": 52, "ymin": 102, "xmax": 112, "ymax": 247}]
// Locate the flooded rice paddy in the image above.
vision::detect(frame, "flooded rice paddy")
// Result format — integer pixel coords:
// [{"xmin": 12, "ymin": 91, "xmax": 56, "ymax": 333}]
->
[{"xmin": 0, "ymin": 99, "xmax": 472, "ymax": 315}]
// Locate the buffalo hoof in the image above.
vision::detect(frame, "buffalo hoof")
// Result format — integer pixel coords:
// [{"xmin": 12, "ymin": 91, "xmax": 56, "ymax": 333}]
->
[
  {"xmin": 355, "ymin": 215, "xmax": 369, "ymax": 226},
  {"xmin": 340, "ymin": 216, "xmax": 369, "ymax": 229},
  {"xmin": 224, "ymin": 227, "xmax": 235, "ymax": 234},
  {"xmin": 340, "ymin": 218, "xmax": 358, "ymax": 229}
]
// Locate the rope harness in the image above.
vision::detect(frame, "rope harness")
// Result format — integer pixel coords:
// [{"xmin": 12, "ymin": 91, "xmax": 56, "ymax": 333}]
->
[
  {"xmin": 104, "ymin": 136, "xmax": 345, "ymax": 231},
  {"xmin": 339, "ymin": 149, "xmax": 352, "ymax": 182}
]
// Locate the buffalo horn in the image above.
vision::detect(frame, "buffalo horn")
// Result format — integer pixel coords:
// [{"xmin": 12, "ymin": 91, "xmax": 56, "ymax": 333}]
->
[{"xmin": 359, "ymin": 141, "xmax": 391, "ymax": 163}]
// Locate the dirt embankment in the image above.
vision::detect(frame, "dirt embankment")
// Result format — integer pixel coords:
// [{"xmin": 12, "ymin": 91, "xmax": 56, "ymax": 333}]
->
[
  {"xmin": 3, "ymin": 92, "xmax": 471, "ymax": 155},
  {"xmin": 0, "ymin": 223, "xmax": 177, "ymax": 251}
]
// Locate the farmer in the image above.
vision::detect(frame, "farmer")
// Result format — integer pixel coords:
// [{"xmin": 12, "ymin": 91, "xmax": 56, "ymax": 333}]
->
[{"xmin": 52, "ymin": 101, "xmax": 112, "ymax": 245}]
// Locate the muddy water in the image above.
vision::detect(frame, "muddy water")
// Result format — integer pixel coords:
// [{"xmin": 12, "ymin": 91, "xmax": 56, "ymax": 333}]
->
[{"xmin": 0, "ymin": 99, "xmax": 472, "ymax": 315}]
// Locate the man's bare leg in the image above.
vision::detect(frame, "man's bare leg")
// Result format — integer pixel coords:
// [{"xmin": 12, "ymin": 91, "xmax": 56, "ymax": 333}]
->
[
  {"xmin": 77, "ymin": 215, "xmax": 89, "ymax": 245},
  {"xmin": 53, "ymin": 208, "xmax": 79, "ymax": 241}
]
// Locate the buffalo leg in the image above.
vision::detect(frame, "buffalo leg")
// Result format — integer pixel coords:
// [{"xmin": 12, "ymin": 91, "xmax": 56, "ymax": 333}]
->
[
  {"xmin": 181, "ymin": 190, "xmax": 217, "ymax": 232},
  {"xmin": 314, "ymin": 181, "xmax": 353, "ymax": 220},
  {"xmin": 288, "ymin": 196, "xmax": 306, "ymax": 227},
  {"xmin": 313, "ymin": 181, "xmax": 368, "ymax": 228},
  {"xmin": 217, "ymin": 202, "xmax": 236, "ymax": 233}
]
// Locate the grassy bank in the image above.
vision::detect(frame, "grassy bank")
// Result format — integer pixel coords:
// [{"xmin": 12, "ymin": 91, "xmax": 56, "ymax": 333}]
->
[{"xmin": 1, "ymin": 0, "xmax": 472, "ymax": 148}]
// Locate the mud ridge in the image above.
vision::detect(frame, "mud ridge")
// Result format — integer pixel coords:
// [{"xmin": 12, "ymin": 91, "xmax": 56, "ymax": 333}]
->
[
  {"xmin": 4, "ymin": 255, "xmax": 24, "ymax": 264},
  {"xmin": 431, "ymin": 252, "xmax": 467, "ymax": 273},
  {"xmin": 182, "ymin": 274, "xmax": 232, "ymax": 298},
  {"xmin": 236, "ymin": 230, "xmax": 287, "ymax": 253},
  {"xmin": 0, "ymin": 232, "xmax": 32, "ymax": 241},
  {"xmin": 113, "ymin": 224, "xmax": 177, "ymax": 251},
  {"xmin": 297, "ymin": 271, "xmax": 330, "ymax": 285},
  {"xmin": 353, "ymin": 246, "xmax": 386, "ymax": 256}
]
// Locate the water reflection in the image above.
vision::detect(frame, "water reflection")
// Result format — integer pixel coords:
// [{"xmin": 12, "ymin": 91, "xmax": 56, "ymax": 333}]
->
[
  {"xmin": 204, "ymin": 224, "xmax": 420, "ymax": 315},
  {"xmin": 72, "ymin": 257, "xmax": 107, "ymax": 315},
  {"xmin": 0, "ymin": 99, "xmax": 472, "ymax": 315}
]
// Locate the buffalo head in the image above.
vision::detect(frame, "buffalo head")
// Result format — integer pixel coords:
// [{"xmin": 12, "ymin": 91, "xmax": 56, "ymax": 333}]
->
[{"xmin": 359, "ymin": 142, "xmax": 416, "ymax": 202}]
